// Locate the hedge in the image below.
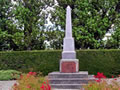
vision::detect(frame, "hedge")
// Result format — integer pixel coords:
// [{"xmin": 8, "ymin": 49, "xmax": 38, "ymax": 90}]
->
[{"xmin": 0, "ymin": 50, "xmax": 120, "ymax": 77}]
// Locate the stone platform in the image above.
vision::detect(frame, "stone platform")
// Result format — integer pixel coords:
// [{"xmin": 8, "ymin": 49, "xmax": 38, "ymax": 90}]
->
[{"xmin": 48, "ymin": 72, "xmax": 95, "ymax": 89}]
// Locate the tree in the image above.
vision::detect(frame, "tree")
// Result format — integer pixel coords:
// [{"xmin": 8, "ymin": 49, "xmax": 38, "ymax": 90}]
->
[
  {"xmin": 45, "ymin": 29, "xmax": 64, "ymax": 49},
  {"xmin": 0, "ymin": 0, "xmax": 18, "ymax": 50},
  {"xmin": 51, "ymin": 0, "xmax": 120, "ymax": 49},
  {"xmin": 105, "ymin": 28, "xmax": 120, "ymax": 49},
  {"xmin": 13, "ymin": 0, "xmax": 55, "ymax": 50},
  {"xmin": 112, "ymin": 28, "xmax": 120, "ymax": 48}
]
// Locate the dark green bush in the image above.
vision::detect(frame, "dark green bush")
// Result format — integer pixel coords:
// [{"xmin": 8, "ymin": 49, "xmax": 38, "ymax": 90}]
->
[
  {"xmin": 0, "ymin": 70, "xmax": 21, "ymax": 80},
  {"xmin": 0, "ymin": 50, "xmax": 61, "ymax": 76},
  {"xmin": 77, "ymin": 49, "xmax": 120, "ymax": 77},
  {"xmin": 0, "ymin": 50, "xmax": 120, "ymax": 77}
]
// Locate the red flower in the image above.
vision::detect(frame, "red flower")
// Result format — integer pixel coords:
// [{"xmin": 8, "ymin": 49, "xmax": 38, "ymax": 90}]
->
[
  {"xmin": 32, "ymin": 72, "xmax": 36, "ymax": 76},
  {"xmin": 27, "ymin": 74, "xmax": 30, "ymax": 77},
  {"xmin": 94, "ymin": 72, "xmax": 106, "ymax": 83},
  {"xmin": 44, "ymin": 86, "xmax": 48, "ymax": 90},
  {"xmin": 40, "ymin": 84, "xmax": 45, "ymax": 90},
  {"xmin": 47, "ymin": 80, "xmax": 49, "ymax": 83},
  {"xmin": 28, "ymin": 72, "xmax": 37, "ymax": 76},
  {"xmin": 29, "ymin": 72, "xmax": 33, "ymax": 75},
  {"xmin": 112, "ymin": 75, "xmax": 114, "ymax": 78},
  {"xmin": 94, "ymin": 72, "xmax": 106, "ymax": 79},
  {"xmin": 14, "ymin": 83, "xmax": 17, "ymax": 87},
  {"xmin": 40, "ymin": 82, "xmax": 51, "ymax": 90},
  {"xmin": 27, "ymin": 85, "xmax": 31, "ymax": 88},
  {"xmin": 44, "ymin": 82, "xmax": 46, "ymax": 84},
  {"xmin": 114, "ymin": 78, "xmax": 117, "ymax": 80},
  {"xmin": 47, "ymin": 83, "xmax": 51, "ymax": 90},
  {"xmin": 20, "ymin": 75, "xmax": 23, "ymax": 79}
]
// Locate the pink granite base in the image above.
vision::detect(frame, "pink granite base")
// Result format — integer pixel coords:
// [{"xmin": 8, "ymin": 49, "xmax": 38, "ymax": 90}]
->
[{"xmin": 61, "ymin": 61, "xmax": 76, "ymax": 73}]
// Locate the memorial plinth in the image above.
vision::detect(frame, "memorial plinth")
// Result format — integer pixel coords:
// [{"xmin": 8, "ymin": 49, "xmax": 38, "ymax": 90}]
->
[{"xmin": 48, "ymin": 6, "xmax": 95, "ymax": 89}]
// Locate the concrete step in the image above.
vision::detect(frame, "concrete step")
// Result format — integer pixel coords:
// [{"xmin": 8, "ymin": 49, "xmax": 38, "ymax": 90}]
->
[
  {"xmin": 51, "ymin": 84, "xmax": 86, "ymax": 89},
  {"xmin": 49, "ymin": 78, "xmax": 88, "ymax": 84},
  {"xmin": 48, "ymin": 72, "xmax": 88, "ymax": 79},
  {"xmin": 48, "ymin": 72, "xmax": 95, "ymax": 89}
]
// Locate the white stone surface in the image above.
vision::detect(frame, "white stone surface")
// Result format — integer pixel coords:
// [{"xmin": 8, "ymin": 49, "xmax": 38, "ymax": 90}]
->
[
  {"xmin": 65, "ymin": 6, "xmax": 72, "ymax": 38},
  {"xmin": 63, "ymin": 6, "xmax": 75, "ymax": 52},
  {"xmin": 62, "ymin": 6, "xmax": 76, "ymax": 59},
  {"xmin": 0, "ymin": 80, "xmax": 16, "ymax": 90}
]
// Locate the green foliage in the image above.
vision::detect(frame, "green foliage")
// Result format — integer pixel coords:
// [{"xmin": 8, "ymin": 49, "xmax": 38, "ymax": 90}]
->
[
  {"xmin": 45, "ymin": 30, "xmax": 64, "ymax": 49},
  {"xmin": 51, "ymin": 0, "xmax": 120, "ymax": 49},
  {"xmin": 0, "ymin": 70, "xmax": 21, "ymax": 80},
  {"xmin": 13, "ymin": 0, "xmax": 54, "ymax": 50},
  {"xmin": 0, "ymin": 0, "xmax": 119, "ymax": 50},
  {"xmin": 77, "ymin": 50, "xmax": 120, "ymax": 77},
  {"xmin": 105, "ymin": 28, "xmax": 120, "ymax": 49},
  {"xmin": 0, "ymin": 0, "xmax": 57, "ymax": 51},
  {"xmin": 0, "ymin": 50, "xmax": 60, "ymax": 75},
  {"xmin": 0, "ymin": 0, "xmax": 15, "ymax": 50},
  {"xmin": 112, "ymin": 28, "xmax": 120, "ymax": 48},
  {"xmin": 0, "ymin": 50, "xmax": 120, "ymax": 77}
]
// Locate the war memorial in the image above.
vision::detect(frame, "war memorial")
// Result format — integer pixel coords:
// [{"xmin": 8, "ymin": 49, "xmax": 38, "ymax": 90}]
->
[{"xmin": 48, "ymin": 6, "xmax": 95, "ymax": 89}]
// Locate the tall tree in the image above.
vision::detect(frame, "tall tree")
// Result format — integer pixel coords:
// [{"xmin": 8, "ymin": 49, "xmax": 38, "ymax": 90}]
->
[
  {"xmin": 13, "ymin": 0, "xmax": 55, "ymax": 50},
  {"xmin": 51, "ymin": 0, "xmax": 120, "ymax": 49},
  {"xmin": 0, "ymin": 0, "xmax": 18, "ymax": 50}
]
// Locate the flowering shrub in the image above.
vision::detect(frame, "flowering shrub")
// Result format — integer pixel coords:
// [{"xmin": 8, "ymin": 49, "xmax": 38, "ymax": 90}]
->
[
  {"xmin": 94, "ymin": 72, "xmax": 106, "ymax": 83},
  {"xmin": 12, "ymin": 72, "xmax": 51, "ymax": 90},
  {"xmin": 84, "ymin": 72, "xmax": 120, "ymax": 90}
]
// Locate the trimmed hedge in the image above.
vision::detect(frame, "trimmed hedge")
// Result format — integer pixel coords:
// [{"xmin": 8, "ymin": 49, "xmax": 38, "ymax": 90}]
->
[
  {"xmin": 77, "ymin": 50, "xmax": 120, "ymax": 77},
  {"xmin": 0, "ymin": 50, "xmax": 120, "ymax": 77},
  {"xmin": 0, "ymin": 50, "xmax": 60, "ymax": 76}
]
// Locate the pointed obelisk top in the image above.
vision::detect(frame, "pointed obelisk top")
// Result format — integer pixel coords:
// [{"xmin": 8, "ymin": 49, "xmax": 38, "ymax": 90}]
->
[
  {"xmin": 65, "ymin": 5, "xmax": 72, "ymax": 38},
  {"xmin": 67, "ymin": 5, "xmax": 71, "ymax": 10},
  {"xmin": 62, "ymin": 5, "xmax": 76, "ymax": 59}
]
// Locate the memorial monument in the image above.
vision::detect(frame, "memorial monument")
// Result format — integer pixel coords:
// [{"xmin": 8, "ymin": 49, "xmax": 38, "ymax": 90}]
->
[
  {"xmin": 48, "ymin": 6, "xmax": 94, "ymax": 89},
  {"xmin": 60, "ymin": 6, "xmax": 79, "ymax": 73}
]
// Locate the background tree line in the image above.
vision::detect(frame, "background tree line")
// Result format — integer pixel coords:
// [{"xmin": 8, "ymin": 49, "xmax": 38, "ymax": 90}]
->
[{"xmin": 0, "ymin": 0, "xmax": 120, "ymax": 51}]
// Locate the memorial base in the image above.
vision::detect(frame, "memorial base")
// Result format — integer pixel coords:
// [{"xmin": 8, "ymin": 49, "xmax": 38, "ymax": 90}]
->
[
  {"xmin": 60, "ymin": 59, "xmax": 79, "ymax": 73},
  {"xmin": 48, "ymin": 72, "xmax": 95, "ymax": 89}
]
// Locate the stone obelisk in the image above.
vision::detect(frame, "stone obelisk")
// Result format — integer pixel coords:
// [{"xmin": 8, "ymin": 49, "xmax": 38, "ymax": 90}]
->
[
  {"xmin": 60, "ymin": 6, "xmax": 79, "ymax": 73},
  {"xmin": 48, "ymin": 6, "xmax": 95, "ymax": 89}
]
